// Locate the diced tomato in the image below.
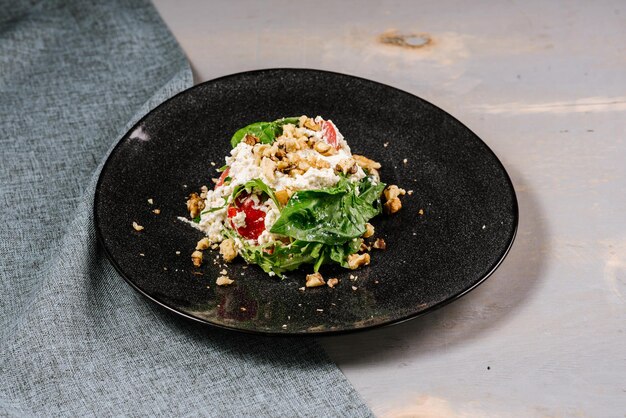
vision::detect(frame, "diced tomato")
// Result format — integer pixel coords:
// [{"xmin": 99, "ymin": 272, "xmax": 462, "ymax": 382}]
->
[
  {"xmin": 227, "ymin": 192, "xmax": 266, "ymax": 240},
  {"xmin": 321, "ymin": 120, "xmax": 340, "ymax": 149},
  {"xmin": 215, "ymin": 167, "xmax": 230, "ymax": 189}
]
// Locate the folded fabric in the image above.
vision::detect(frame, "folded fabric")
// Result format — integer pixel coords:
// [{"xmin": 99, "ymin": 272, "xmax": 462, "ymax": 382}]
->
[{"xmin": 0, "ymin": 1, "xmax": 372, "ymax": 416}]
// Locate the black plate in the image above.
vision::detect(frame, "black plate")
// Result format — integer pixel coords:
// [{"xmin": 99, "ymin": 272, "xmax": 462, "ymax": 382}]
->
[{"xmin": 95, "ymin": 69, "xmax": 517, "ymax": 335}]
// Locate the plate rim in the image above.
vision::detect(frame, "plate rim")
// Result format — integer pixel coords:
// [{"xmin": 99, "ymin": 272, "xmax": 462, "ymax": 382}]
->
[{"xmin": 94, "ymin": 67, "xmax": 519, "ymax": 336}]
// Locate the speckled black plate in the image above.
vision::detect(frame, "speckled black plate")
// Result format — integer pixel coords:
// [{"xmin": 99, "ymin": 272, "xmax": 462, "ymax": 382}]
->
[{"xmin": 95, "ymin": 68, "xmax": 517, "ymax": 336}]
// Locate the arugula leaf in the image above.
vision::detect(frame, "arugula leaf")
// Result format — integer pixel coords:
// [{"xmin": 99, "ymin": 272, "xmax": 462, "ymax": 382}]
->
[
  {"xmin": 231, "ymin": 178, "xmax": 280, "ymax": 208},
  {"xmin": 226, "ymin": 228, "xmax": 361, "ymax": 277},
  {"xmin": 200, "ymin": 198, "xmax": 228, "ymax": 215},
  {"xmin": 230, "ymin": 117, "xmax": 300, "ymax": 148},
  {"xmin": 270, "ymin": 176, "xmax": 385, "ymax": 245}
]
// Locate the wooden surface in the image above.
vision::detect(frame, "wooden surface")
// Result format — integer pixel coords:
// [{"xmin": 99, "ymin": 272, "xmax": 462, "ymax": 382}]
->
[{"xmin": 152, "ymin": 1, "xmax": 626, "ymax": 416}]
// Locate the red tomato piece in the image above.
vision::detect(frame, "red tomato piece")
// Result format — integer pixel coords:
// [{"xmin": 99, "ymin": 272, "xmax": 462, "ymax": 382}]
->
[
  {"xmin": 321, "ymin": 120, "xmax": 340, "ymax": 149},
  {"xmin": 215, "ymin": 167, "xmax": 230, "ymax": 189},
  {"xmin": 227, "ymin": 192, "xmax": 266, "ymax": 240}
]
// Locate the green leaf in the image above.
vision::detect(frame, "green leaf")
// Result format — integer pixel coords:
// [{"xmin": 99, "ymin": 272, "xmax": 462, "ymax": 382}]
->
[
  {"xmin": 230, "ymin": 178, "xmax": 280, "ymax": 208},
  {"xmin": 230, "ymin": 117, "xmax": 300, "ymax": 148},
  {"xmin": 200, "ymin": 198, "xmax": 228, "ymax": 215},
  {"xmin": 270, "ymin": 176, "xmax": 386, "ymax": 245},
  {"xmin": 225, "ymin": 227, "xmax": 361, "ymax": 277}
]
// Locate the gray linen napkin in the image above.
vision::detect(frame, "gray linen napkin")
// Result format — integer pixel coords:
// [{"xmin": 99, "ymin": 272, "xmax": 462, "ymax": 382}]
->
[{"xmin": 0, "ymin": 1, "xmax": 372, "ymax": 416}]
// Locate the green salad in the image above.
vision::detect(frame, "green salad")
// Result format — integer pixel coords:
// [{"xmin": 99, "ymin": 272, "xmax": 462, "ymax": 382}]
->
[{"xmin": 186, "ymin": 115, "xmax": 405, "ymax": 287}]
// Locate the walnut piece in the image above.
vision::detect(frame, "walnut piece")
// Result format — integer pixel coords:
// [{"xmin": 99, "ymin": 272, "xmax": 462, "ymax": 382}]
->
[
  {"xmin": 305, "ymin": 272, "xmax": 326, "ymax": 288},
  {"xmin": 384, "ymin": 198, "xmax": 402, "ymax": 214},
  {"xmin": 219, "ymin": 238, "xmax": 237, "ymax": 262},
  {"xmin": 383, "ymin": 185, "xmax": 406, "ymax": 215},
  {"xmin": 216, "ymin": 276, "xmax": 234, "ymax": 286},
  {"xmin": 347, "ymin": 253, "xmax": 370, "ymax": 270},
  {"xmin": 362, "ymin": 223, "xmax": 375, "ymax": 238},
  {"xmin": 327, "ymin": 278, "xmax": 339, "ymax": 288},
  {"xmin": 353, "ymin": 154, "xmax": 381, "ymax": 171},
  {"xmin": 196, "ymin": 237, "xmax": 210, "ymax": 250},
  {"xmin": 132, "ymin": 222, "xmax": 144, "ymax": 231},
  {"xmin": 191, "ymin": 250, "xmax": 203, "ymax": 267},
  {"xmin": 261, "ymin": 157, "xmax": 277, "ymax": 182},
  {"xmin": 384, "ymin": 185, "xmax": 406, "ymax": 201},
  {"xmin": 243, "ymin": 134, "xmax": 259, "ymax": 146},
  {"xmin": 335, "ymin": 158, "xmax": 357, "ymax": 175},
  {"xmin": 372, "ymin": 238, "xmax": 387, "ymax": 250},
  {"xmin": 186, "ymin": 192, "xmax": 206, "ymax": 218}
]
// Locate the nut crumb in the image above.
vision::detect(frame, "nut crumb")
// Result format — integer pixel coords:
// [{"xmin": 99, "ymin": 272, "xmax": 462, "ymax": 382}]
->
[
  {"xmin": 132, "ymin": 222, "xmax": 144, "ymax": 231},
  {"xmin": 383, "ymin": 142, "xmax": 389, "ymax": 147},
  {"xmin": 240, "ymin": 307, "xmax": 247, "ymax": 312},
  {"xmin": 403, "ymin": 158, "xmax": 408, "ymax": 164},
  {"xmin": 407, "ymin": 190, "xmax": 414, "ymax": 195},
  {"xmin": 347, "ymin": 253, "xmax": 370, "ymax": 269},
  {"xmin": 306, "ymin": 272, "xmax": 325, "ymax": 288},
  {"xmin": 175, "ymin": 251, "xmax": 181, "ymax": 255},
  {"xmin": 372, "ymin": 238, "xmax": 386, "ymax": 250},
  {"xmin": 362, "ymin": 222, "xmax": 375, "ymax": 238},
  {"xmin": 191, "ymin": 250, "xmax": 203, "ymax": 267},
  {"xmin": 219, "ymin": 238, "xmax": 237, "ymax": 262},
  {"xmin": 316, "ymin": 309, "xmax": 324, "ymax": 312},
  {"xmin": 352, "ymin": 286, "xmax": 358, "ymax": 291},
  {"xmin": 152, "ymin": 208, "xmax": 161, "ymax": 214},
  {"xmin": 219, "ymin": 269, "xmax": 227, "ymax": 275},
  {"xmin": 139, "ymin": 253, "xmax": 144, "ymax": 257},
  {"xmin": 384, "ymin": 198, "xmax": 402, "ymax": 214},
  {"xmin": 147, "ymin": 198, "xmax": 153, "ymax": 205},
  {"xmin": 210, "ymin": 162, "xmax": 216, "ymax": 166},
  {"xmin": 298, "ymin": 287, "xmax": 305, "ymax": 292},
  {"xmin": 196, "ymin": 238, "xmax": 210, "ymax": 250},
  {"xmin": 327, "ymin": 278, "xmax": 339, "ymax": 288},
  {"xmin": 216, "ymin": 276, "xmax": 234, "ymax": 286},
  {"xmin": 282, "ymin": 324, "xmax": 287, "ymax": 329},
  {"xmin": 418, "ymin": 209, "xmax": 424, "ymax": 215}
]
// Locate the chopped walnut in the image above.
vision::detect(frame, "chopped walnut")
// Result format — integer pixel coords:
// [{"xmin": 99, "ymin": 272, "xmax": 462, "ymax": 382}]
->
[
  {"xmin": 372, "ymin": 238, "xmax": 386, "ymax": 250},
  {"xmin": 303, "ymin": 117, "xmax": 321, "ymax": 131},
  {"xmin": 196, "ymin": 237, "xmax": 210, "ymax": 250},
  {"xmin": 347, "ymin": 253, "xmax": 370, "ymax": 270},
  {"xmin": 132, "ymin": 222, "xmax": 144, "ymax": 231},
  {"xmin": 384, "ymin": 185, "xmax": 406, "ymax": 201},
  {"xmin": 305, "ymin": 272, "xmax": 326, "ymax": 288},
  {"xmin": 359, "ymin": 242, "xmax": 370, "ymax": 252},
  {"xmin": 384, "ymin": 198, "xmax": 402, "ymax": 214},
  {"xmin": 216, "ymin": 276, "xmax": 234, "ymax": 286},
  {"xmin": 314, "ymin": 141, "xmax": 331, "ymax": 154},
  {"xmin": 275, "ymin": 189, "xmax": 291, "ymax": 206},
  {"xmin": 191, "ymin": 250, "xmax": 203, "ymax": 267},
  {"xmin": 383, "ymin": 185, "xmax": 405, "ymax": 215},
  {"xmin": 353, "ymin": 154, "xmax": 381, "ymax": 171},
  {"xmin": 219, "ymin": 238, "xmax": 237, "ymax": 262},
  {"xmin": 186, "ymin": 192, "xmax": 206, "ymax": 218},
  {"xmin": 327, "ymin": 278, "xmax": 339, "ymax": 288},
  {"xmin": 243, "ymin": 134, "xmax": 259, "ymax": 146},
  {"xmin": 315, "ymin": 159, "xmax": 331, "ymax": 169},
  {"xmin": 335, "ymin": 158, "xmax": 357, "ymax": 175},
  {"xmin": 261, "ymin": 157, "xmax": 277, "ymax": 182},
  {"xmin": 363, "ymin": 223, "xmax": 375, "ymax": 238}
]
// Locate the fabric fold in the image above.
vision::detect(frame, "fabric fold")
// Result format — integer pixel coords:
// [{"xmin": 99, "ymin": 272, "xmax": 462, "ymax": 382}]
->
[{"xmin": 0, "ymin": 1, "xmax": 372, "ymax": 416}]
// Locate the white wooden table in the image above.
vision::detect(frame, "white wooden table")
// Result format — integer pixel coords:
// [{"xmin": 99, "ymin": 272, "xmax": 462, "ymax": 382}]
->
[{"xmin": 152, "ymin": 1, "xmax": 626, "ymax": 416}]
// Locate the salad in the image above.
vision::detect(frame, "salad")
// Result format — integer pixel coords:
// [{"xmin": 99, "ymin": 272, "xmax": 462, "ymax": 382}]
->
[{"xmin": 185, "ymin": 116, "xmax": 405, "ymax": 287}]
